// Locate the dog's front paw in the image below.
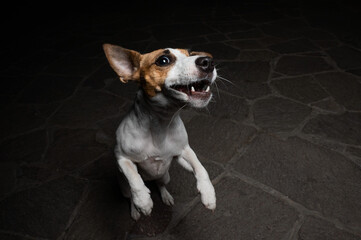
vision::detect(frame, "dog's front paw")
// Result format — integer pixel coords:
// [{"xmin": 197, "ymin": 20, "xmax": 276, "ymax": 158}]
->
[
  {"xmin": 197, "ymin": 180, "xmax": 216, "ymax": 211},
  {"xmin": 132, "ymin": 187, "xmax": 153, "ymax": 216}
]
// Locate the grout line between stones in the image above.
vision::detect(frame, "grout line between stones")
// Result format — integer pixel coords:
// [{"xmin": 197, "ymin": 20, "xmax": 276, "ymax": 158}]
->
[
  {"xmin": 228, "ymin": 170, "xmax": 361, "ymax": 237},
  {"xmin": 0, "ymin": 230, "xmax": 50, "ymax": 240},
  {"xmin": 56, "ymin": 181, "xmax": 91, "ymax": 240}
]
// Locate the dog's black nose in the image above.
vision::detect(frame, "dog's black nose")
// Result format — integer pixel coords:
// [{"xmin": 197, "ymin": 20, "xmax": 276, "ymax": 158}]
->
[{"xmin": 195, "ymin": 56, "xmax": 214, "ymax": 73}]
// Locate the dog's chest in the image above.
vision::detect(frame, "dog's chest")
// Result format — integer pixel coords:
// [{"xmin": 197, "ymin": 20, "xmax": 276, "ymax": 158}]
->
[{"xmin": 137, "ymin": 119, "xmax": 187, "ymax": 179}]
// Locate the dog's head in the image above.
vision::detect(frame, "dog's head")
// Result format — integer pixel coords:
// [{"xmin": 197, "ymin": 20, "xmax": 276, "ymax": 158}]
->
[{"xmin": 103, "ymin": 44, "xmax": 217, "ymax": 108}]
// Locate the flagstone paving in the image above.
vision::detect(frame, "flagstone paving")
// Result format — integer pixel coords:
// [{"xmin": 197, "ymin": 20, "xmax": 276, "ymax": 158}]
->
[{"xmin": 1, "ymin": 1, "xmax": 361, "ymax": 240}]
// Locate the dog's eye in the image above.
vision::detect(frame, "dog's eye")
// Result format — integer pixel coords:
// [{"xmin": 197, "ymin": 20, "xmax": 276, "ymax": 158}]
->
[{"xmin": 155, "ymin": 55, "xmax": 171, "ymax": 66}]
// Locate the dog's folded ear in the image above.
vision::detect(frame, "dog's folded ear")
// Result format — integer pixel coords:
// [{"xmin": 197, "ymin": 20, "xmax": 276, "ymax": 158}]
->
[{"xmin": 103, "ymin": 44, "xmax": 142, "ymax": 83}]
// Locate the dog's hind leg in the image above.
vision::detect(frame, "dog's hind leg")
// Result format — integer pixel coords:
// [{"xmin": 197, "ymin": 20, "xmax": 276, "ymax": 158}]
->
[{"xmin": 156, "ymin": 171, "xmax": 174, "ymax": 206}]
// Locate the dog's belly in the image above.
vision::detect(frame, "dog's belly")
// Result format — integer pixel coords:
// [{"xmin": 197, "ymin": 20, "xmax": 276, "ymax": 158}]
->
[{"xmin": 137, "ymin": 156, "xmax": 174, "ymax": 181}]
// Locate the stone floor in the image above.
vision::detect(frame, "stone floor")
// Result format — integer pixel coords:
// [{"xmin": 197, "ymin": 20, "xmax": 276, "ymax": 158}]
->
[{"xmin": 1, "ymin": 1, "xmax": 361, "ymax": 240}]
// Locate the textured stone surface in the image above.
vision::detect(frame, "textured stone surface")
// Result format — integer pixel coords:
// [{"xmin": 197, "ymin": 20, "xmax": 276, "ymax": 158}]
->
[
  {"xmin": 0, "ymin": 129, "xmax": 47, "ymax": 164},
  {"xmin": 186, "ymin": 115, "xmax": 256, "ymax": 163},
  {"xmin": 303, "ymin": 112, "xmax": 361, "ymax": 146},
  {"xmin": 220, "ymin": 61, "xmax": 270, "ymax": 83},
  {"xmin": 269, "ymin": 38, "xmax": 319, "ymax": 53},
  {"xmin": 311, "ymin": 97, "xmax": 345, "ymax": 113},
  {"xmin": 315, "ymin": 72, "xmax": 361, "ymax": 110},
  {"xmin": 234, "ymin": 134, "xmax": 361, "ymax": 229},
  {"xmin": 0, "ymin": 161, "xmax": 17, "ymax": 196},
  {"xmin": 43, "ymin": 55, "xmax": 103, "ymax": 76},
  {"xmin": 238, "ymin": 50, "xmax": 278, "ymax": 62},
  {"xmin": 168, "ymin": 160, "xmax": 224, "ymax": 201},
  {"xmin": 275, "ymin": 55, "xmax": 333, "ymax": 75},
  {"xmin": 168, "ymin": 177, "xmax": 298, "ymax": 240},
  {"xmin": 40, "ymin": 129, "xmax": 108, "ymax": 180},
  {"xmin": 0, "ymin": 176, "xmax": 86, "ymax": 239},
  {"xmin": 271, "ymin": 76, "xmax": 329, "ymax": 103},
  {"xmin": 299, "ymin": 217, "xmax": 361, "ymax": 240},
  {"xmin": 253, "ymin": 97, "xmax": 312, "ymax": 132},
  {"xmin": 0, "ymin": 105, "xmax": 45, "ymax": 140},
  {"xmin": 227, "ymin": 39, "xmax": 264, "ymax": 50},
  {"xmin": 207, "ymin": 92, "xmax": 249, "ymax": 121},
  {"xmin": 19, "ymin": 74, "xmax": 82, "ymax": 104},
  {"xmin": 327, "ymin": 46, "xmax": 361, "ymax": 70},
  {"xmin": 4, "ymin": 2, "xmax": 361, "ymax": 239},
  {"xmin": 49, "ymin": 90, "xmax": 124, "ymax": 128},
  {"xmin": 227, "ymin": 29, "xmax": 264, "ymax": 39},
  {"xmin": 65, "ymin": 182, "xmax": 132, "ymax": 240}
]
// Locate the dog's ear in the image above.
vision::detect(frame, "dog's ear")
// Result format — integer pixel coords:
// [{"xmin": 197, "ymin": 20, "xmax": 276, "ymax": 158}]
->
[{"xmin": 103, "ymin": 44, "xmax": 142, "ymax": 83}]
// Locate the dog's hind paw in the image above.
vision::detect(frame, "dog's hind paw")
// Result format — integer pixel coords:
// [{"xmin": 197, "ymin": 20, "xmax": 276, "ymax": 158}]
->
[
  {"xmin": 160, "ymin": 188, "xmax": 174, "ymax": 206},
  {"xmin": 131, "ymin": 202, "xmax": 141, "ymax": 221}
]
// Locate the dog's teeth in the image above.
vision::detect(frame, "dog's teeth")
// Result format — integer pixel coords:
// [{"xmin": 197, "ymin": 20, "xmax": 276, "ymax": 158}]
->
[
  {"xmin": 205, "ymin": 86, "xmax": 210, "ymax": 92},
  {"xmin": 191, "ymin": 86, "xmax": 195, "ymax": 92}
]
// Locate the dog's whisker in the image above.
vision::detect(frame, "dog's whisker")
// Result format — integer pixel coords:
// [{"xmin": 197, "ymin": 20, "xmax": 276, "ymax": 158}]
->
[
  {"xmin": 167, "ymin": 104, "xmax": 187, "ymax": 129},
  {"xmin": 217, "ymin": 75, "xmax": 235, "ymax": 86},
  {"xmin": 214, "ymin": 81, "xmax": 221, "ymax": 99}
]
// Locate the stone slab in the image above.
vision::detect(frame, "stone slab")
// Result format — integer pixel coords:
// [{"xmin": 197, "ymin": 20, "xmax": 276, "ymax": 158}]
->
[
  {"xmin": 0, "ymin": 176, "xmax": 86, "ymax": 239},
  {"xmin": 0, "ymin": 105, "xmax": 45, "ymax": 140},
  {"xmin": 234, "ymin": 134, "xmax": 361, "ymax": 229},
  {"xmin": 271, "ymin": 76, "xmax": 329, "ymax": 104},
  {"xmin": 43, "ymin": 55, "xmax": 103, "ymax": 77},
  {"xmin": 0, "ymin": 161, "xmax": 17, "ymax": 196},
  {"xmin": 49, "ymin": 89, "xmax": 124, "ymax": 128},
  {"xmin": 227, "ymin": 29, "xmax": 264, "ymax": 39},
  {"xmin": 0, "ymin": 129, "xmax": 47, "ymax": 164},
  {"xmin": 315, "ymin": 72, "xmax": 361, "ymax": 110},
  {"xmin": 220, "ymin": 61, "xmax": 270, "ymax": 83},
  {"xmin": 39, "ymin": 128, "xmax": 108, "ymax": 181},
  {"xmin": 253, "ymin": 96, "xmax": 312, "ymax": 132},
  {"xmin": 152, "ymin": 23, "xmax": 215, "ymax": 40},
  {"xmin": 275, "ymin": 55, "xmax": 333, "ymax": 76},
  {"xmin": 327, "ymin": 46, "xmax": 361, "ymax": 70},
  {"xmin": 227, "ymin": 39, "xmax": 264, "ymax": 50},
  {"xmin": 310, "ymin": 97, "xmax": 345, "ymax": 114},
  {"xmin": 238, "ymin": 50, "xmax": 278, "ymax": 62},
  {"xmin": 269, "ymin": 38, "xmax": 319, "ymax": 54},
  {"xmin": 167, "ymin": 177, "xmax": 298, "ymax": 240},
  {"xmin": 19, "ymin": 74, "xmax": 82, "ymax": 104},
  {"xmin": 65, "ymin": 182, "xmax": 133, "ymax": 240},
  {"xmin": 207, "ymin": 92, "xmax": 249, "ymax": 121},
  {"xmin": 302, "ymin": 112, "xmax": 361, "ymax": 146},
  {"xmin": 168, "ymin": 160, "xmax": 224, "ymax": 201},
  {"xmin": 82, "ymin": 64, "xmax": 118, "ymax": 90},
  {"xmin": 298, "ymin": 217, "xmax": 361, "ymax": 240},
  {"xmin": 186, "ymin": 115, "xmax": 257, "ymax": 163}
]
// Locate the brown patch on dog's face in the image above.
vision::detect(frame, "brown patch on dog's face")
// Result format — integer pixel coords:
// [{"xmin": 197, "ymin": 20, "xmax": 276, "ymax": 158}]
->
[
  {"xmin": 190, "ymin": 51, "xmax": 213, "ymax": 58},
  {"xmin": 138, "ymin": 49, "xmax": 177, "ymax": 97}
]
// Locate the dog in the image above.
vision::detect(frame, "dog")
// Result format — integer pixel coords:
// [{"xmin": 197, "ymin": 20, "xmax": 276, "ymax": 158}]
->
[{"xmin": 103, "ymin": 44, "xmax": 217, "ymax": 220}]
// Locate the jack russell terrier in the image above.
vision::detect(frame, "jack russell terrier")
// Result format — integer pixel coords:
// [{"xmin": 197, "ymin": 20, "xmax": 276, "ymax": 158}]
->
[{"xmin": 103, "ymin": 44, "xmax": 217, "ymax": 220}]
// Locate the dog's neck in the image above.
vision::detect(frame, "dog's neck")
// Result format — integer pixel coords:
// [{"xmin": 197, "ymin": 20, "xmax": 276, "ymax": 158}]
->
[{"xmin": 133, "ymin": 89, "xmax": 183, "ymax": 127}]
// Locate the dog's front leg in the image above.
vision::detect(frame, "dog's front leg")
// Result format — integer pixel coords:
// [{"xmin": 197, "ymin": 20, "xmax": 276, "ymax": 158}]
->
[
  {"xmin": 117, "ymin": 156, "xmax": 153, "ymax": 217},
  {"xmin": 180, "ymin": 145, "xmax": 216, "ymax": 210}
]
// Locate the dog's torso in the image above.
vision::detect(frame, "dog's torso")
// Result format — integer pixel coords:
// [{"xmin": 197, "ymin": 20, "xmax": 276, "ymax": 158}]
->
[{"xmin": 115, "ymin": 91, "xmax": 188, "ymax": 180}]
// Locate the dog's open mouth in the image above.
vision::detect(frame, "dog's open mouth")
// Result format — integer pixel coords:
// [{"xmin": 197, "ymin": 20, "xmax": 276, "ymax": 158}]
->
[{"xmin": 170, "ymin": 79, "xmax": 211, "ymax": 98}]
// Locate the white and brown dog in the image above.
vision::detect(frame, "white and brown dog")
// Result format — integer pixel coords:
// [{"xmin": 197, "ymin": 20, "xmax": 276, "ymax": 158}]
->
[{"xmin": 103, "ymin": 44, "xmax": 216, "ymax": 220}]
